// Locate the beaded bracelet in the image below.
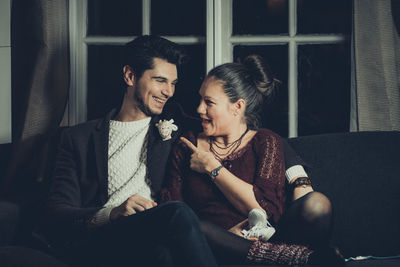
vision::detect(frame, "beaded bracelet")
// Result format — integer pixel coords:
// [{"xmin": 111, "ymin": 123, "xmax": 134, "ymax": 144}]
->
[{"xmin": 290, "ymin": 177, "xmax": 312, "ymax": 190}]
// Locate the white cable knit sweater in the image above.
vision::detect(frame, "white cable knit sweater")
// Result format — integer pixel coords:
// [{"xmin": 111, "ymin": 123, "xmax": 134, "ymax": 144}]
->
[{"xmin": 89, "ymin": 117, "xmax": 153, "ymax": 227}]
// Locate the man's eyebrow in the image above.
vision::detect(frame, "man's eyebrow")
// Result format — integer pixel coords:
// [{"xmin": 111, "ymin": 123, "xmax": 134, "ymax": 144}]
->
[
  {"xmin": 152, "ymin": 76, "xmax": 178, "ymax": 84},
  {"xmin": 152, "ymin": 76, "xmax": 168, "ymax": 80}
]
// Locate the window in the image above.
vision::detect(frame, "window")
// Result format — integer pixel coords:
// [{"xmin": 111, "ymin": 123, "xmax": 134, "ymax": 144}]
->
[
  {"xmin": 69, "ymin": 0, "xmax": 351, "ymax": 137},
  {"xmin": 0, "ymin": 0, "xmax": 11, "ymax": 144}
]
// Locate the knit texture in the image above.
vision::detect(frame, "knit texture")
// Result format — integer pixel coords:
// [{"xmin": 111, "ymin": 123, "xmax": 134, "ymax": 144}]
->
[
  {"xmin": 107, "ymin": 118, "xmax": 153, "ymax": 206},
  {"xmin": 285, "ymin": 165, "xmax": 308, "ymax": 183},
  {"xmin": 89, "ymin": 118, "xmax": 152, "ymax": 227},
  {"xmin": 247, "ymin": 240, "xmax": 313, "ymax": 266}
]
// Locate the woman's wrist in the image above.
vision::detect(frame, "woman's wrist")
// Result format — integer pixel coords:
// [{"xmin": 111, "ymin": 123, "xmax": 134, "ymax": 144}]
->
[
  {"xmin": 209, "ymin": 165, "xmax": 224, "ymax": 182},
  {"xmin": 206, "ymin": 159, "xmax": 223, "ymax": 173}
]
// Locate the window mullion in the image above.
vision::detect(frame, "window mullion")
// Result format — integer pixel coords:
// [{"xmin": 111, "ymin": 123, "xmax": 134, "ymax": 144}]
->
[
  {"xmin": 206, "ymin": 0, "xmax": 214, "ymax": 72},
  {"xmin": 142, "ymin": 0, "xmax": 150, "ymax": 35},
  {"xmin": 289, "ymin": 0, "xmax": 297, "ymax": 37},
  {"xmin": 214, "ymin": 0, "xmax": 232, "ymax": 68},
  {"xmin": 214, "ymin": 0, "xmax": 223, "ymax": 67},
  {"xmin": 289, "ymin": 40, "xmax": 298, "ymax": 137},
  {"xmin": 69, "ymin": 0, "xmax": 88, "ymax": 125},
  {"xmin": 288, "ymin": 0, "xmax": 298, "ymax": 137},
  {"xmin": 230, "ymin": 35, "xmax": 345, "ymax": 44}
]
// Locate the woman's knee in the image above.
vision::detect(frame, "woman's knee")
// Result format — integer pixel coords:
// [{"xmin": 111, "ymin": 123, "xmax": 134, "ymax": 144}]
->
[{"xmin": 301, "ymin": 192, "xmax": 332, "ymax": 221}]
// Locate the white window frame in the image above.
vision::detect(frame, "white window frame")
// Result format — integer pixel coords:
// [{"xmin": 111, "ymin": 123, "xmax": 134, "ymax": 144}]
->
[
  {"xmin": 217, "ymin": 0, "xmax": 346, "ymax": 137},
  {"xmin": 0, "ymin": 0, "xmax": 11, "ymax": 144},
  {"xmin": 69, "ymin": 0, "xmax": 347, "ymax": 137},
  {"xmin": 69, "ymin": 0, "xmax": 206, "ymax": 125}
]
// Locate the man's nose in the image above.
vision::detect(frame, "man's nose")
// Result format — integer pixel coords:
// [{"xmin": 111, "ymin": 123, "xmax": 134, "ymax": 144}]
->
[{"xmin": 162, "ymin": 84, "xmax": 174, "ymax": 97}]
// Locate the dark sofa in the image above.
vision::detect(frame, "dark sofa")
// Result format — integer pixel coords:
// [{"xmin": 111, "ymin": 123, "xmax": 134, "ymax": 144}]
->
[
  {"xmin": 2, "ymin": 130, "xmax": 400, "ymax": 266},
  {"xmin": 224, "ymin": 131, "xmax": 400, "ymax": 267},
  {"xmin": 0, "ymin": 201, "xmax": 69, "ymax": 267},
  {"xmin": 287, "ymin": 131, "xmax": 400, "ymax": 267}
]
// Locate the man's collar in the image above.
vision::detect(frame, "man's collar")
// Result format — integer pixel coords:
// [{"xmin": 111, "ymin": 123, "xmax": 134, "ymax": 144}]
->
[
  {"xmin": 95, "ymin": 109, "xmax": 118, "ymax": 131},
  {"xmin": 95, "ymin": 109, "xmax": 164, "ymax": 135}
]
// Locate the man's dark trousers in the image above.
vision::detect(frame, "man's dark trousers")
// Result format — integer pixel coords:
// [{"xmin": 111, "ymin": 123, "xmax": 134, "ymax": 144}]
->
[{"xmin": 64, "ymin": 201, "xmax": 218, "ymax": 267}]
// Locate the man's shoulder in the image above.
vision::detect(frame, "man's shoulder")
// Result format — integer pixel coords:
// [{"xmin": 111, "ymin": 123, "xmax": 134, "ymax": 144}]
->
[
  {"xmin": 61, "ymin": 116, "xmax": 108, "ymax": 141},
  {"xmin": 66, "ymin": 119, "xmax": 100, "ymax": 133}
]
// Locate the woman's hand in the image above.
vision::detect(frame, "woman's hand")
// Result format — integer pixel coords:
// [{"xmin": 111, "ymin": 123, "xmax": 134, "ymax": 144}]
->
[
  {"xmin": 180, "ymin": 137, "xmax": 220, "ymax": 174},
  {"xmin": 228, "ymin": 219, "xmax": 258, "ymax": 241}
]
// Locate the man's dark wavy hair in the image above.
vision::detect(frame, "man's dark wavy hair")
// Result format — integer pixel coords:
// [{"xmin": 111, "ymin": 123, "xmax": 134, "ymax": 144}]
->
[{"xmin": 124, "ymin": 35, "xmax": 188, "ymax": 82}]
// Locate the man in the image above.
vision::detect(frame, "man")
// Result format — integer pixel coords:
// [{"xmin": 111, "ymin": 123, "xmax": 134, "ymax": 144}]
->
[{"xmin": 45, "ymin": 35, "xmax": 217, "ymax": 267}]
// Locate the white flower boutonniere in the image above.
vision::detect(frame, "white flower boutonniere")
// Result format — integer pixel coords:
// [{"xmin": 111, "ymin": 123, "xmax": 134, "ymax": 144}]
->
[{"xmin": 155, "ymin": 119, "xmax": 178, "ymax": 141}]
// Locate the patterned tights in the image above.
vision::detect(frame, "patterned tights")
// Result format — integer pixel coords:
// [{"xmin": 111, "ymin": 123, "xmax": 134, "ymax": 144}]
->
[{"xmin": 200, "ymin": 192, "xmax": 341, "ymax": 266}]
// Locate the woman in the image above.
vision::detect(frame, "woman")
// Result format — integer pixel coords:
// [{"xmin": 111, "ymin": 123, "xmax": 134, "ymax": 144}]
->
[{"xmin": 161, "ymin": 55, "xmax": 344, "ymax": 266}]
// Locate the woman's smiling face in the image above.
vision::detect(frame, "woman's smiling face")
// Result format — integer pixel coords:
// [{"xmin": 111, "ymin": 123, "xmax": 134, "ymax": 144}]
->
[{"xmin": 197, "ymin": 77, "xmax": 236, "ymax": 137}]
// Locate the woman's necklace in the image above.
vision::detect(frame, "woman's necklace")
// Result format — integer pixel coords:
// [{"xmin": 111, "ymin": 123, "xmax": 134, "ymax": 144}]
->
[{"xmin": 209, "ymin": 128, "xmax": 249, "ymax": 161}]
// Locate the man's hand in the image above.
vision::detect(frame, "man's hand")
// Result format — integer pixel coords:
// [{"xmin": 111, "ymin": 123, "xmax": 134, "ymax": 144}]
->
[
  {"xmin": 180, "ymin": 137, "xmax": 220, "ymax": 174},
  {"xmin": 228, "ymin": 219, "xmax": 258, "ymax": 241},
  {"xmin": 110, "ymin": 194, "xmax": 157, "ymax": 221}
]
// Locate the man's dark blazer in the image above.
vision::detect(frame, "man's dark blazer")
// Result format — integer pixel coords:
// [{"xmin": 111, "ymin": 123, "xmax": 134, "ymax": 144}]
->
[{"xmin": 45, "ymin": 102, "xmax": 199, "ymax": 245}]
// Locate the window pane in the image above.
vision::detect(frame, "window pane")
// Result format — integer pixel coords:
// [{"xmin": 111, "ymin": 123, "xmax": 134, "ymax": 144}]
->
[
  {"xmin": 87, "ymin": 44, "xmax": 206, "ymax": 120},
  {"xmin": 87, "ymin": 45, "xmax": 126, "ymax": 120},
  {"xmin": 173, "ymin": 45, "xmax": 206, "ymax": 117},
  {"xmin": 298, "ymin": 43, "xmax": 351, "ymax": 136},
  {"xmin": 234, "ymin": 45, "xmax": 288, "ymax": 137},
  {"xmin": 151, "ymin": 0, "xmax": 205, "ymax": 36},
  {"xmin": 297, "ymin": 0, "xmax": 351, "ymax": 34},
  {"xmin": 87, "ymin": 0, "xmax": 142, "ymax": 36},
  {"xmin": 233, "ymin": 0, "xmax": 288, "ymax": 35}
]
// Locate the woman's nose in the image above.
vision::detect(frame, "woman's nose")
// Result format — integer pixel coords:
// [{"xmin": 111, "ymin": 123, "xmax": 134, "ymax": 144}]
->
[{"xmin": 197, "ymin": 101, "xmax": 205, "ymax": 114}]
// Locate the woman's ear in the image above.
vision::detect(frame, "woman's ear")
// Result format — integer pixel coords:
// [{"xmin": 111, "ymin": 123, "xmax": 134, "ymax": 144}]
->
[
  {"xmin": 233, "ymin": 99, "xmax": 246, "ymax": 116},
  {"xmin": 123, "ymin": 65, "xmax": 135, "ymax": 86}
]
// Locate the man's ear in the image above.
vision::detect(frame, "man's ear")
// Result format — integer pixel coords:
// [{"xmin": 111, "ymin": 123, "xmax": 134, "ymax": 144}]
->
[{"xmin": 123, "ymin": 65, "xmax": 135, "ymax": 86}]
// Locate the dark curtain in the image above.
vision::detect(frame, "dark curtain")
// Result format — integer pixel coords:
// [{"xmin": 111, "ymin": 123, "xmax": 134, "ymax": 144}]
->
[{"xmin": 2, "ymin": 0, "xmax": 69, "ymax": 203}]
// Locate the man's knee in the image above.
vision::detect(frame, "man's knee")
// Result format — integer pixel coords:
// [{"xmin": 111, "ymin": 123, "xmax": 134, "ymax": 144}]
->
[
  {"xmin": 161, "ymin": 201, "xmax": 199, "ymax": 231},
  {"xmin": 162, "ymin": 201, "xmax": 197, "ymax": 220}
]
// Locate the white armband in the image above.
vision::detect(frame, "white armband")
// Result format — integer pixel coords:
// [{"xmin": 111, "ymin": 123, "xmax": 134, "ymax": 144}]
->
[{"xmin": 285, "ymin": 165, "xmax": 308, "ymax": 184}]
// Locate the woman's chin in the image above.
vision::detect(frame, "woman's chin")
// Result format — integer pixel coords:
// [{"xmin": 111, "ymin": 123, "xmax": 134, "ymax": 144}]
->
[{"xmin": 202, "ymin": 128, "xmax": 214, "ymax": 136}]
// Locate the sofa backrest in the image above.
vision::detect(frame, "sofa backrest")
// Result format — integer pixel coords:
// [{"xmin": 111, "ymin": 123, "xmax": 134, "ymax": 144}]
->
[{"xmin": 287, "ymin": 131, "xmax": 400, "ymax": 258}]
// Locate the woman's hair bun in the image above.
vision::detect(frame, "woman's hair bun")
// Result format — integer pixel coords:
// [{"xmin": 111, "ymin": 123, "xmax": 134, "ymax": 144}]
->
[{"xmin": 241, "ymin": 54, "xmax": 280, "ymax": 97}]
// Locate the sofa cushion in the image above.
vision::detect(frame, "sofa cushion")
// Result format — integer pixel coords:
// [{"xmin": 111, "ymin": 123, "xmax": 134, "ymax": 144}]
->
[
  {"xmin": 0, "ymin": 201, "xmax": 19, "ymax": 246},
  {"xmin": 223, "ymin": 258, "xmax": 400, "ymax": 267},
  {"xmin": 0, "ymin": 246, "xmax": 69, "ymax": 267},
  {"xmin": 287, "ymin": 131, "xmax": 400, "ymax": 258}
]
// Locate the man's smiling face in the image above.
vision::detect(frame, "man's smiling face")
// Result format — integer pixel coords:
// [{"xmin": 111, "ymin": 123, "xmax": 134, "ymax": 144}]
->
[{"xmin": 133, "ymin": 57, "xmax": 178, "ymax": 116}]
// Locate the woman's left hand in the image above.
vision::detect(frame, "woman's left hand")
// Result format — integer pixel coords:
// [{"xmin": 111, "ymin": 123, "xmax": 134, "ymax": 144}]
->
[
  {"xmin": 180, "ymin": 137, "xmax": 220, "ymax": 174},
  {"xmin": 228, "ymin": 219, "xmax": 258, "ymax": 241}
]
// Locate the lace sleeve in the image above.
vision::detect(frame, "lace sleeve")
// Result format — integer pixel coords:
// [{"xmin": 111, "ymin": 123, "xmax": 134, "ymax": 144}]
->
[
  {"xmin": 160, "ymin": 135, "xmax": 191, "ymax": 203},
  {"xmin": 252, "ymin": 130, "xmax": 287, "ymax": 224}
]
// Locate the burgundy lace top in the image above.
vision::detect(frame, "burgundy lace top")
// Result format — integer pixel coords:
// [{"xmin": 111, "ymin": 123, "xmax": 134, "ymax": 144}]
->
[{"xmin": 161, "ymin": 129, "xmax": 287, "ymax": 229}]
